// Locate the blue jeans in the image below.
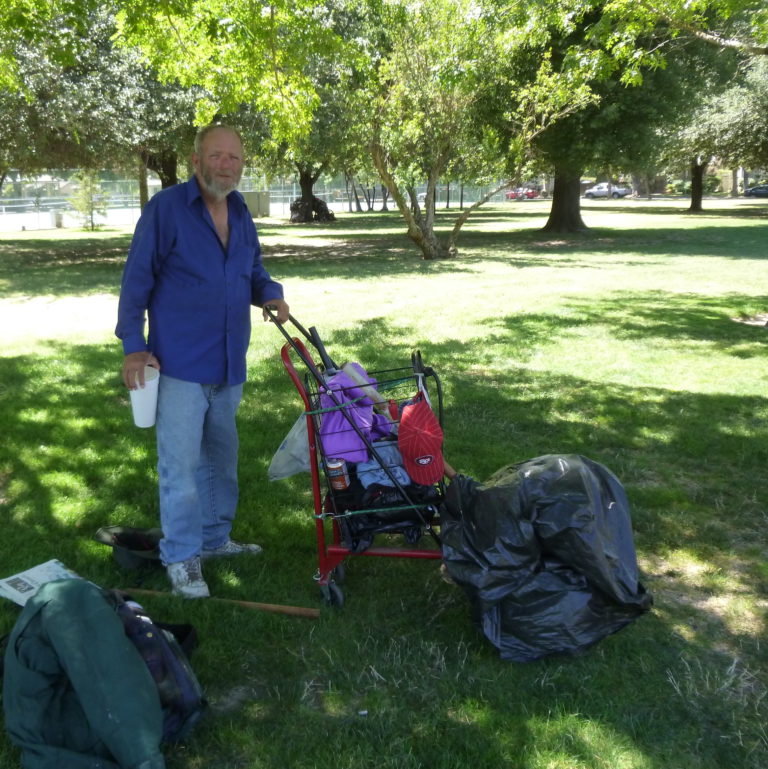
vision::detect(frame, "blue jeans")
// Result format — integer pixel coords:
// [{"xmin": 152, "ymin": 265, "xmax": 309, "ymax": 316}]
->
[{"xmin": 155, "ymin": 375, "xmax": 243, "ymax": 565}]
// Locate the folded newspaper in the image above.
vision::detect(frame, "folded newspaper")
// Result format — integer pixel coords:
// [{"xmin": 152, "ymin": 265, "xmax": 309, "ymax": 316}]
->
[{"xmin": 0, "ymin": 559, "xmax": 82, "ymax": 606}]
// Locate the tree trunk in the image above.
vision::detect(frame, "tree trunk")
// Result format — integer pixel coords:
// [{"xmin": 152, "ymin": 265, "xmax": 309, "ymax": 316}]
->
[
  {"xmin": 290, "ymin": 167, "xmax": 316, "ymax": 223},
  {"xmin": 688, "ymin": 159, "xmax": 707, "ymax": 213},
  {"xmin": 290, "ymin": 165, "xmax": 335, "ymax": 223},
  {"xmin": 358, "ymin": 180, "xmax": 373, "ymax": 210},
  {"xmin": 344, "ymin": 174, "xmax": 352, "ymax": 212},
  {"xmin": 137, "ymin": 155, "xmax": 149, "ymax": 211},
  {"xmin": 731, "ymin": 167, "xmax": 739, "ymax": 197},
  {"xmin": 350, "ymin": 178, "xmax": 363, "ymax": 212},
  {"xmin": 541, "ymin": 171, "xmax": 588, "ymax": 233},
  {"xmin": 298, "ymin": 168, "xmax": 314, "ymax": 202},
  {"xmin": 142, "ymin": 149, "xmax": 177, "ymax": 189},
  {"xmin": 380, "ymin": 185, "xmax": 390, "ymax": 212},
  {"xmin": 446, "ymin": 181, "xmax": 511, "ymax": 256},
  {"xmin": 408, "ymin": 224, "xmax": 451, "ymax": 260},
  {"xmin": 371, "ymin": 142, "xmax": 452, "ymax": 260},
  {"xmin": 633, "ymin": 173, "xmax": 651, "ymax": 199}
]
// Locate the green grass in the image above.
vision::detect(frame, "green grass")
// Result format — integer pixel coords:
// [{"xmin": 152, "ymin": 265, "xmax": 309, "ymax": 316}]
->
[{"xmin": 1, "ymin": 197, "xmax": 768, "ymax": 768}]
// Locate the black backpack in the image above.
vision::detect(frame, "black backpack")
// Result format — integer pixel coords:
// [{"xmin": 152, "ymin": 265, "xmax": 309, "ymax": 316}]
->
[{"xmin": 111, "ymin": 591, "xmax": 207, "ymax": 742}]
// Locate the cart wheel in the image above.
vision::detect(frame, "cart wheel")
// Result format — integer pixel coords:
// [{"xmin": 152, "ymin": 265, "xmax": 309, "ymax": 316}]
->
[{"xmin": 320, "ymin": 580, "xmax": 344, "ymax": 608}]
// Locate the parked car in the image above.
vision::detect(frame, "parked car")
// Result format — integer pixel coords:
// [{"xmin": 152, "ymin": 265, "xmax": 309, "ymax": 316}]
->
[
  {"xmin": 744, "ymin": 184, "xmax": 768, "ymax": 198},
  {"xmin": 583, "ymin": 182, "xmax": 632, "ymax": 199},
  {"xmin": 505, "ymin": 187, "xmax": 539, "ymax": 200}
]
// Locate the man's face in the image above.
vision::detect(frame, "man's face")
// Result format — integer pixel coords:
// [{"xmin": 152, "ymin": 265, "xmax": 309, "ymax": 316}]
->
[{"xmin": 193, "ymin": 128, "xmax": 244, "ymax": 201}]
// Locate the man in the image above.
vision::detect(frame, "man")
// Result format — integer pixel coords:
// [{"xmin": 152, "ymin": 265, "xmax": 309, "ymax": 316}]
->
[{"xmin": 116, "ymin": 124, "xmax": 289, "ymax": 598}]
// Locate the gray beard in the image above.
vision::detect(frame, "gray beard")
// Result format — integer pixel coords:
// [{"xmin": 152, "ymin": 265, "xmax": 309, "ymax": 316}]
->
[{"xmin": 200, "ymin": 170, "xmax": 240, "ymax": 201}]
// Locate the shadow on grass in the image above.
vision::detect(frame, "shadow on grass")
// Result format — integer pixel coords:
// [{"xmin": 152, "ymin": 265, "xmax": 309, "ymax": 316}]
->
[
  {"xmin": 0, "ymin": 233, "xmax": 133, "ymax": 297},
  {"xmin": 2, "ymin": 295, "xmax": 765, "ymax": 588},
  {"xmin": 1, "ymin": 346, "xmax": 765, "ymax": 769},
  {"xmin": 227, "ymin": 323, "xmax": 768, "ymax": 768},
  {"xmin": 261, "ymin": 213, "xmax": 768, "ymax": 279},
  {"xmin": 490, "ymin": 291, "xmax": 768, "ymax": 356},
  {"xmin": 284, "ymin": 308, "xmax": 768, "ymax": 620},
  {"xmin": 579, "ymin": 199, "xmax": 768, "ymax": 220},
  {"xmin": 3, "ymin": 209, "xmax": 768, "ymax": 298},
  {"xmin": 0, "ymin": 342, "xmax": 159, "ymax": 569},
  {"xmin": 2, "ymin": 254, "xmax": 767, "ymax": 767}
]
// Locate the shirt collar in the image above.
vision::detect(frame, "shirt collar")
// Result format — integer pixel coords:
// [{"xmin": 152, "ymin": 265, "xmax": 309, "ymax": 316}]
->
[{"xmin": 186, "ymin": 174, "xmax": 204, "ymax": 205}]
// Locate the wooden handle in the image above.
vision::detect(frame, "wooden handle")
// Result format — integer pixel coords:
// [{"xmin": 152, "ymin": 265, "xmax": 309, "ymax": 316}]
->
[
  {"xmin": 341, "ymin": 363, "xmax": 390, "ymax": 409},
  {"xmin": 124, "ymin": 588, "xmax": 320, "ymax": 619}
]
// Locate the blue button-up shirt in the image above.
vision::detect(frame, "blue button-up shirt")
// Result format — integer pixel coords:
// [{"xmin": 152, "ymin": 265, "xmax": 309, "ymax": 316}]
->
[{"xmin": 116, "ymin": 176, "xmax": 284, "ymax": 385}]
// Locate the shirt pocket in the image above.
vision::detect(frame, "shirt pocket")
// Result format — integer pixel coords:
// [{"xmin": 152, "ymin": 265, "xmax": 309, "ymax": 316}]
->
[
  {"xmin": 154, "ymin": 267, "xmax": 221, "ymax": 312},
  {"xmin": 163, "ymin": 256, "xmax": 206, "ymax": 289}
]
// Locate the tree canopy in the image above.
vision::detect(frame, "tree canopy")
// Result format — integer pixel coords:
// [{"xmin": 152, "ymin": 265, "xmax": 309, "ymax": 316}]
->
[
  {"xmin": 0, "ymin": 5, "xmax": 201, "ymax": 191},
  {"xmin": 708, "ymin": 57, "xmax": 768, "ymax": 170},
  {"xmin": 114, "ymin": 0, "xmax": 348, "ymax": 145},
  {"xmin": 1, "ymin": 0, "xmax": 767, "ymax": 251},
  {"xmin": 598, "ymin": 0, "xmax": 768, "ymax": 72}
]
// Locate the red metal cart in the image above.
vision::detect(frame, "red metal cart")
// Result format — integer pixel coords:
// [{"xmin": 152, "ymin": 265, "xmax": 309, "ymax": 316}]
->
[{"xmin": 274, "ymin": 317, "xmax": 444, "ymax": 606}]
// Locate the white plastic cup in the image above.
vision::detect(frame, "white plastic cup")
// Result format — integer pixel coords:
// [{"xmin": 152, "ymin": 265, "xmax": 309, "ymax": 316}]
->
[{"xmin": 129, "ymin": 366, "xmax": 160, "ymax": 428}]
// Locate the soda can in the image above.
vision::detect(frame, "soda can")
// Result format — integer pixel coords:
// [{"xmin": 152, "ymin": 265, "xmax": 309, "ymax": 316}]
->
[{"xmin": 326, "ymin": 458, "xmax": 350, "ymax": 490}]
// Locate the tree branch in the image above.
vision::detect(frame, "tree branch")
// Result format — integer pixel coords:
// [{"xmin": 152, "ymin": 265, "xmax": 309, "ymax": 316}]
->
[
  {"xmin": 684, "ymin": 27, "xmax": 768, "ymax": 55},
  {"xmin": 635, "ymin": 0, "xmax": 768, "ymax": 56}
]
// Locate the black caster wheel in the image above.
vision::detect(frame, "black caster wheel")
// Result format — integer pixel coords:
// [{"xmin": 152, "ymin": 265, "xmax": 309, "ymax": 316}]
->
[{"xmin": 319, "ymin": 580, "xmax": 344, "ymax": 607}]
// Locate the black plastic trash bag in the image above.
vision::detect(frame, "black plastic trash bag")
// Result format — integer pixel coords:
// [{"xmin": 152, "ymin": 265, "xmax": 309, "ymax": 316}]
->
[{"xmin": 440, "ymin": 454, "xmax": 652, "ymax": 662}]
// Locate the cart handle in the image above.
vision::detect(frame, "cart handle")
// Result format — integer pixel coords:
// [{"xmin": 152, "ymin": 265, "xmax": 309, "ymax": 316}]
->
[{"xmin": 266, "ymin": 308, "xmax": 339, "ymax": 375}]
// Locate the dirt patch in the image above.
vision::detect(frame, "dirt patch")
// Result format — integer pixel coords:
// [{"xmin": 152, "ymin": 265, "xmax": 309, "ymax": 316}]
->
[
  {"xmin": 732, "ymin": 313, "xmax": 768, "ymax": 327},
  {"xmin": 207, "ymin": 684, "xmax": 267, "ymax": 715}
]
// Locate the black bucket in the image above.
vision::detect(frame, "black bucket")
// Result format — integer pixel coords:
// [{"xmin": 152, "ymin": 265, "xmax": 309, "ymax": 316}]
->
[{"xmin": 94, "ymin": 526, "xmax": 163, "ymax": 570}]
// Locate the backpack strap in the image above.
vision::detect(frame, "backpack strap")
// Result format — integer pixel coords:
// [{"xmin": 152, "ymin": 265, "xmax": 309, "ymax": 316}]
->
[{"xmin": 108, "ymin": 589, "xmax": 207, "ymax": 743}]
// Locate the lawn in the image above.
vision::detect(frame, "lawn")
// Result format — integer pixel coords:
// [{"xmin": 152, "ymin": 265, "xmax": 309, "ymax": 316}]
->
[{"xmin": 1, "ymin": 197, "xmax": 767, "ymax": 769}]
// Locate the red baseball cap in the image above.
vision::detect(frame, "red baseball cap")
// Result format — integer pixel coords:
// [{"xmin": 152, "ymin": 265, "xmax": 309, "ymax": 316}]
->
[{"xmin": 398, "ymin": 393, "xmax": 444, "ymax": 485}]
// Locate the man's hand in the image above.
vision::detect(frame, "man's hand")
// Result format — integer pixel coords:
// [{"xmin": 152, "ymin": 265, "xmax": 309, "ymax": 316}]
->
[
  {"xmin": 123, "ymin": 351, "xmax": 161, "ymax": 389},
  {"xmin": 263, "ymin": 299, "xmax": 290, "ymax": 324}
]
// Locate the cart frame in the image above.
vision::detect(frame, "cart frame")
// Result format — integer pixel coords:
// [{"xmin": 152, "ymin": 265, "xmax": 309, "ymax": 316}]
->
[{"xmin": 277, "ymin": 327, "xmax": 443, "ymax": 606}]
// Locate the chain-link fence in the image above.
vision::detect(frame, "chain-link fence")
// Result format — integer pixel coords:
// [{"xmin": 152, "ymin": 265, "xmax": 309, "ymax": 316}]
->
[{"xmin": 0, "ymin": 176, "xmax": 514, "ymax": 233}]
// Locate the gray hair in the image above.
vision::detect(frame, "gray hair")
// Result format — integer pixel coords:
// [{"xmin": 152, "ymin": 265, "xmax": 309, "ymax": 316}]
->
[{"xmin": 193, "ymin": 124, "xmax": 243, "ymax": 156}]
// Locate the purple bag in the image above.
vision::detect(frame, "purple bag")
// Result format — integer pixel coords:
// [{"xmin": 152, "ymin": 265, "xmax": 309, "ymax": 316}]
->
[{"xmin": 318, "ymin": 364, "xmax": 392, "ymax": 462}]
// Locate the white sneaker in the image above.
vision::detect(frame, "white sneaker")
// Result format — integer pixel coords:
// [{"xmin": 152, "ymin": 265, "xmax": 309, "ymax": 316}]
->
[
  {"xmin": 201, "ymin": 539, "xmax": 262, "ymax": 559},
  {"xmin": 167, "ymin": 556, "xmax": 210, "ymax": 598}
]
